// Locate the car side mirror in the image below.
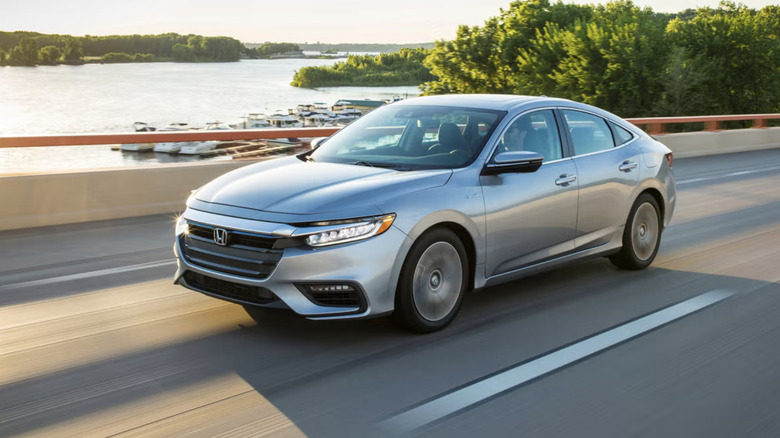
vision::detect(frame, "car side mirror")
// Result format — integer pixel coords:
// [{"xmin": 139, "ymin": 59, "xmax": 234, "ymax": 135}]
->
[
  {"xmin": 481, "ymin": 151, "xmax": 544, "ymax": 175},
  {"xmin": 310, "ymin": 137, "xmax": 328, "ymax": 149}
]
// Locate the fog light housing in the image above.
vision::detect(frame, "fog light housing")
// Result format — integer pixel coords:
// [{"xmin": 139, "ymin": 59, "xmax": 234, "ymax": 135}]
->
[
  {"xmin": 296, "ymin": 282, "xmax": 364, "ymax": 308},
  {"xmin": 307, "ymin": 284, "xmax": 356, "ymax": 293}
]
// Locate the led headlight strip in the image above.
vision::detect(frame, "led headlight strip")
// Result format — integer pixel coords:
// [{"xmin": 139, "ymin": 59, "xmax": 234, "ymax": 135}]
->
[{"xmin": 305, "ymin": 214, "xmax": 396, "ymax": 247}]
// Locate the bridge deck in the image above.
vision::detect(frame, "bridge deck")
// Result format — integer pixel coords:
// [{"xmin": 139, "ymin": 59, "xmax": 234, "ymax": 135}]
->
[{"xmin": 2, "ymin": 149, "xmax": 780, "ymax": 437}]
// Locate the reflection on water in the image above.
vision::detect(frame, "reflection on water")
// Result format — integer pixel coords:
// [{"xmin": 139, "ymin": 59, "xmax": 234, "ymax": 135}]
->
[{"xmin": 0, "ymin": 59, "xmax": 419, "ymax": 173}]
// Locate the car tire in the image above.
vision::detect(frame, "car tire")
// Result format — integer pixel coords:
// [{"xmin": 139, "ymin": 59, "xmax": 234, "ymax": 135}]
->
[
  {"xmin": 394, "ymin": 228, "xmax": 468, "ymax": 333},
  {"xmin": 610, "ymin": 193, "xmax": 662, "ymax": 270}
]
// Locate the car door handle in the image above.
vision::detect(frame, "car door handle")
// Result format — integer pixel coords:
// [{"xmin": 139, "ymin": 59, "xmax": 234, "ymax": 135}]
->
[
  {"xmin": 619, "ymin": 160, "xmax": 638, "ymax": 172},
  {"xmin": 555, "ymin": 174, "xmax": 577, "ymax": 186}
]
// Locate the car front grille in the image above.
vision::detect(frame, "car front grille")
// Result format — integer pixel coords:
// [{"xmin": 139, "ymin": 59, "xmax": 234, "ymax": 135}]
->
[
  {"xmin": 181, "ymin": 222, "xmax": 284, "ymax": 279},
  {"xmin": 183, "ymin": 271, "xmax": 276, "ymax": 304}
]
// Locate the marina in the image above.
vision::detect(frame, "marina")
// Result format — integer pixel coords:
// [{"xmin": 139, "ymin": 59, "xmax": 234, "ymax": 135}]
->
[
  {"xmin": 0, "ymin": 59, "xmax": 418, "ymax": 173},
  {"xmin": 115, "ymin": 97, "xmax": 397, "ymax": 159}
]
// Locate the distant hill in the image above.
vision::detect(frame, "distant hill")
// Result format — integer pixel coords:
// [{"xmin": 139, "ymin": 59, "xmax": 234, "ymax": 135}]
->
[{"xmin": 245, "ymin": 42, "xmax": 435, "ymax": 53}]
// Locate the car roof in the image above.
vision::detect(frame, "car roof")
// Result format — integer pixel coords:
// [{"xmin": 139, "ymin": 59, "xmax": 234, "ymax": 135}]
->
[
  {"xmin": 392, "ymin": 94, "xmax": 637, "ymax": 132},
  {"xmin": 393, "ymin": 94, "xmax": 572, "ymax": 112}
]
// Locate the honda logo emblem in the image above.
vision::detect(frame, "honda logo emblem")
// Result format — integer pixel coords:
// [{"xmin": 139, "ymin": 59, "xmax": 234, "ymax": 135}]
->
[{"xmin": 213, "ymin": 228, "xmax": 228, "ymax": 246}]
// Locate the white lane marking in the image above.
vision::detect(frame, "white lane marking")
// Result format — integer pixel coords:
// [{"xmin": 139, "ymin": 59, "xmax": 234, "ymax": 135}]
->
[
  {"xmin": 384, "ymin": 289, "xmax": 735, "ymax": 433},
  {"xmin": 677, "ymin": 165, "xmax": 780, "ymax": 185},
  {"xmin": 0, "ymin": 259, "xmax": 176, "ymax": 290}
]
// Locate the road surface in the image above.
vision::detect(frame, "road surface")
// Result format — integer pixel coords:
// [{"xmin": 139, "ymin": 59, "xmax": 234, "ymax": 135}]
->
[{"xmin": 2, "ymin": 149, "xmax": 780, "ymax": 437}]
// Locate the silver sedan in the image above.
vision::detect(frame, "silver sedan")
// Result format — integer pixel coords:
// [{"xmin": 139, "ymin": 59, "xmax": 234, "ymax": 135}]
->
[{"xmin": 173, "ymin": 95, "xmax": 676, "ymax": 332}]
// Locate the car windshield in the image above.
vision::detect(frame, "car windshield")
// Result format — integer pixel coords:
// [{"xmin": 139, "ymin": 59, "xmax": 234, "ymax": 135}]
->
[{"xmin": 309, "ymin": 105, "xmax": 505, "ymax": 170}]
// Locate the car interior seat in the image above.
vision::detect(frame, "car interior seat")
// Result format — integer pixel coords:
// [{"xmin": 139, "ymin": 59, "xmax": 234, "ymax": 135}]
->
[{"xmin": 429, "ymin": 123, "xmax": 466, "ymax": 155}]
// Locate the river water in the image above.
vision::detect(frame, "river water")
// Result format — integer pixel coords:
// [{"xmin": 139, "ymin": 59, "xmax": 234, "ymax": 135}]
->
[{"xmin": 0, "ymin": 59, "xmax": 419, "ymax": 173}]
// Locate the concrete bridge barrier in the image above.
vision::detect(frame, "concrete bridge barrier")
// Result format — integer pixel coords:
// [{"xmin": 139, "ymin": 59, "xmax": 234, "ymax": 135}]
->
[
  {"xmin": 0, "ymin": 161, "xmax": 253, "ymax": 231},
  {"xmin": 656, "ymin": 127, "xmax": 780, "ymax": 158},
  {"xmin": 1, "ymin": 127, "xmax": 779, "ymax": 232}
]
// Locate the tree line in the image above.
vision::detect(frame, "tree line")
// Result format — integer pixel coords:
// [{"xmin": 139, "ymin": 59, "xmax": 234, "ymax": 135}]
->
[
  {"xmin": 290, "ymin": 48, "xmax": 436, "ymax": 87},
  {"xmin": 0, "ymin": 32, "xmax": 245, "ymax": 66},
  {"xmin": 244, "ymin": 42, "xmax": 302, "ymax": 58},
  {"xmin": 421, "ymin": 0, "xmax": 780, "ymax": 117}
]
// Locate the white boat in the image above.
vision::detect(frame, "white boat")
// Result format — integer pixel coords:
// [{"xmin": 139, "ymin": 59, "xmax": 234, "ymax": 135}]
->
[
  {"xmin": 239, "ymin": 113, "xmax": 272, "ymax": 129},
  {"xmin": 179, "ymin": 140, "xmax": 220, "ymax": 155},
  {"xmin": 178, "ymin": 122, "xmax": 234, "ymax": 155},
  {"xmin": 303, "ymin": 113, "xmax": 338, "ymax": 127},
  {"xmin": 121, "ymin": 142, "xmax": 156, "ymax": 152},
  {"xmin": 122, "ymin": 122, "xmax": 157, "ymax": 151},
  {"xmin": 153, "ymin": 123, "xmax": 193, "ymax": 153},
  {"xmin": 267, "ymin": 113, "xmax": 303, "ymax": 129},
  {"xmin": 203, "ymin": 121, "xmax": 233, "ymax": 131}
]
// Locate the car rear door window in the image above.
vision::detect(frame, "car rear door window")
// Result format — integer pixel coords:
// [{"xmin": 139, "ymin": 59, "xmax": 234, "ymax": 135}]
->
[
  {"xmin": 562, "ymin": 110, "xmax": 615, "ymax": 156},
  {"xmin": 609, "ymin": 121, "xmax": 634, "ymax": 146}
]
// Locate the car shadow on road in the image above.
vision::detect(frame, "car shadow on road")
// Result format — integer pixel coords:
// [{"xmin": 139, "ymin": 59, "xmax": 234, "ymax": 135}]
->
[{"xmin": 2, "ymin": 262, "xmax": 778, "ymax": 437}]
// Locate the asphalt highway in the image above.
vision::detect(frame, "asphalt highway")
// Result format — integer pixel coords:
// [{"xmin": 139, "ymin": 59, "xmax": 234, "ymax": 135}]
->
[{"xmin": 2, "ymin": 148, "xmax": 780, "ymax": 437}]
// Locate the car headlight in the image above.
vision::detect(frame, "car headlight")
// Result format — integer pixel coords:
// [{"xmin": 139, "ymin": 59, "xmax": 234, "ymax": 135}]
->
[
  {"xmin": 304, "ymin": 214, "xmax": 396, "ymax": 247},
  {"xmin": 175, "ymin": 216, "xmax": 189, "ymax": 236}
]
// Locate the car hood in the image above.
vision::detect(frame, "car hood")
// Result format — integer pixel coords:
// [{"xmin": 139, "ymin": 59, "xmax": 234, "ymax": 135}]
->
[{"xmin": 193, "ymin": 156, "xmax": 452, "ymax": 217}]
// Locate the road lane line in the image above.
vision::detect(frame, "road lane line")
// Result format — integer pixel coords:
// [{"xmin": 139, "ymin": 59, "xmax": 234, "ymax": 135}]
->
[
  {"xmin": 677, "ymin": 165, "xmax": 780, "ymax": 185},
  {"xmin": 0, "ymin": 259, "xmax": 176, "ymax": 290},
  {"xmin": 383, "ymin": 289, "xmax": 735, "ymax": 433}
]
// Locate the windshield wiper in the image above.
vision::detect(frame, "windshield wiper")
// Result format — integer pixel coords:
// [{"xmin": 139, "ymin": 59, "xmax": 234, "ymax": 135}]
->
[{"xmin": 352, "ymin": 161, "xmax": 413, "ymax": 171}]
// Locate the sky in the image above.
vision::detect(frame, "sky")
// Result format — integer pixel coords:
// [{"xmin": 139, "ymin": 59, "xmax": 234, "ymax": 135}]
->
[{"xmin": 1, "ymin": 0, "xmax": 777, "ymax": 44}]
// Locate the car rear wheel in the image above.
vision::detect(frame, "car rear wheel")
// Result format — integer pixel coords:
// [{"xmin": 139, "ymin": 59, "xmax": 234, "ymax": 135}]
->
[
  {"xmin": 610, "ymin": 193, "xmax": 661, "ymax": 270},
  {"xmin": 394, "ymin": 228, "xmax": 467, "ymax": 333}
]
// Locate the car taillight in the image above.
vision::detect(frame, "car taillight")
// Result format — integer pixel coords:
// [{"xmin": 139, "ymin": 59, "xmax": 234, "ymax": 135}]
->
[{"xmin": 665, "ymin": 152, "xmax": 673, "ymax": 168}]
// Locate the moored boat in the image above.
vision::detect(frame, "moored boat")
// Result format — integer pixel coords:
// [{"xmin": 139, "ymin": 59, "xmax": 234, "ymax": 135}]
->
[
  {"xmin": 122, "ymin": 122, "xmax": 157, "ymax": 151},
  {"xmin": 267, "ymin": 113, "xmax": 303, "ymax": 129},
  {"xmin": 153, "ymin": 123, "xmax": 193, "ymax": 153},
  {"xmin": 178, "ymin": 122, "xmax": 234, "ymax": 155}
]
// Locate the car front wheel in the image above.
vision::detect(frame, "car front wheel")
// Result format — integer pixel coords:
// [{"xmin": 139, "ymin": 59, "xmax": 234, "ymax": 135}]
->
[
  {"xmin": 394, "ymin": 228, "xmax": 468, "ymax": 333},
  {"xmin": 610, "ymin": 193, "xmax": 662, "ymax": 270}
]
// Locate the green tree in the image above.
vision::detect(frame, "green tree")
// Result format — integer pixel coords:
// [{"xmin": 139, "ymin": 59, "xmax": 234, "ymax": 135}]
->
[
  {"xmin": 540, "ymin": 1, "xmax": 669, "ymax": 116},
  {"xmin": 133, "ymin": 53, "xmax": 154, "ymax": 62},
  {"xmin": 187, "ymin": 35, "xmax": 205, "ymax": 58},
  {"xmin": 100, "ymin": 52, "xmax": 133, "ymax": 63},
  {"xmin": 172, "ymin": 43, "xmax": 195, "ymax": 61},
  {"xmin": 421, "ymin": 0, "xmax": 780, "ymax": 117},
  {"xmin": 0, "ymin": 47, "xmax": 5, "ymax": 64},
  {"xmin": 202, "ymin": 37, "xmax": 243, "ymax": 61},
  {"xmin": 63, "ymin": 38, "xmax": 83, "ymax": 63},
  {"xmin": 291, "ymin": 48, "xmax": 435, "ymax": 87},
  {"xmin": 38, "ymin": 45, "xmax": 62, "ymax": 65},
  {"xmin": 14, "ymin": 38, "xmax": 38, "ymax": 65},
  {"xmin": 257, "ymin": 42, "xmax": 300, "ymax": 58},
  {"xmin": 666, "ymin": 2, "xmax": 780, "ymax": 114}
]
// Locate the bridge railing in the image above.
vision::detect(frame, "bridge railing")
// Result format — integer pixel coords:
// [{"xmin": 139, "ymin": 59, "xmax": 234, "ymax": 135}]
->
[
  {"xmin": 0, "ymin": 127, "xmax": 341, "ymax": 148},
  {"xmin": 626, "ymin": 114, "xmax": 780, "ymax": 135},
  {"xmin": 2, "ymin": 113, "xmax": 780, "ymax": 148}
]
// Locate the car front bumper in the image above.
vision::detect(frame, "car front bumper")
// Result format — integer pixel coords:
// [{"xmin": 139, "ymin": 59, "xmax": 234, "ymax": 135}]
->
[{"xmin": 173, "ymin": 211, "xmax": 412, "ymax": 319}]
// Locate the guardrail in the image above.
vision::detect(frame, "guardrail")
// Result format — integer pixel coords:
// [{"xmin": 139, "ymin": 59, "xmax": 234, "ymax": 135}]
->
[
  {"xmin": 2, "ymin": 114, "xmax": 780, "ymax": 148},
  {"xmin": 626, "ymin": 114, "xmax": 780, "ymax": 135},
  {"xmin": 0, "ymin": 127, "xmax": 341, "ymax": 148}
]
